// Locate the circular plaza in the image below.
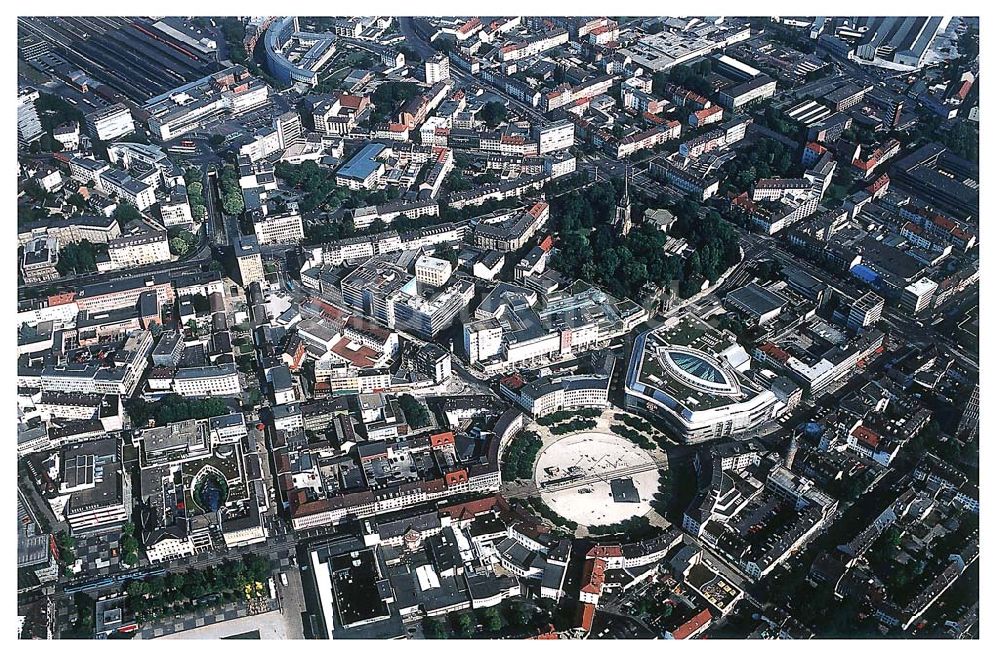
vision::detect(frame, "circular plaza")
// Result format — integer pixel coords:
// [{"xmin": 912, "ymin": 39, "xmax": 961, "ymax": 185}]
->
[{"xmin": 532, "ymin": 430, "xmax": 660, "ymax": 527}]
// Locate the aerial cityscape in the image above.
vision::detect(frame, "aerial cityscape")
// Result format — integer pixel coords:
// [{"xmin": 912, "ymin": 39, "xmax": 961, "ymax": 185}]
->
[{"xmin": 15, "ymin": 15, "xmax": 979, "ymax": 640}]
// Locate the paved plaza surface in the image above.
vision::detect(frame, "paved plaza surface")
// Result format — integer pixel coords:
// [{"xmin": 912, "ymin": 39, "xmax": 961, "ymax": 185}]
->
[
  {"xmin": 152, "ymin": 608, "xmax": 293, "ymax": 640},
  {"xmin": 534, "ymin": 431, "xmax": 660, "ymax": 527}
]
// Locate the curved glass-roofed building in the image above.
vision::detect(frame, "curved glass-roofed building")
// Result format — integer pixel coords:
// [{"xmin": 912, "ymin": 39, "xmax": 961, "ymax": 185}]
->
[{"xmin": 625, "ymin": 316, "xmax": 779, "ymax": 443}]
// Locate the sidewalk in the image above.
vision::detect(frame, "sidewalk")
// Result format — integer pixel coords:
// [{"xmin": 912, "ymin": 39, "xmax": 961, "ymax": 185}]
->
[{"xmin": 137, "ymin": 597, "xmax": 280, "ymax": 639}]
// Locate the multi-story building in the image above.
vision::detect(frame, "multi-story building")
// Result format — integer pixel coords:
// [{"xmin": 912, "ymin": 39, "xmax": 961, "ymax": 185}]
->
[
  {"xmin": 411, "ymin": 343, "xmax": 453, "ymax": 384},
  {"xmin": 542, "ymin": 74, "xmax": 615, "ymax": 112},
  {"xmin": 17, "ymin": 87, "xmax": 43, "ymax": 146},
  {"xmin": 900, "ymin": 277, "xmax": 938, "ymax": 315},
  {"xmin": 414, "ymin": 254, "xmax": 453, "ymax": 287},
  {"xmin": 718, "ymin": 75, "xmax": 776, "ymax": 111},
  {"xmin": 310, "ymin": 93, "xmax": 371, "ymax": 135},
  {"xmin": 464, "ymin": 318, "xmax": 504, "ymax": 364},
  {"xmin": 535, "ymin": 120, "xmax": 575, "ymax": 155},
  {"xmin": 335, "ymin": 143, "xmax": 386, "ymax": 190},
  {"xmin": 625, "ymin": 316, "xmax": 779, "ymax": 443},
  {"xmin": 275, "ymin": 110, "xmax": 304, "ymax": 148},
  {"xmin": 425, "ymin": 53, "xmax": 450, "ymax": 84},
  {"xmin": 74, "ymin": 273, "xmax": 174, "ymax": 314},
  {"xmin": 18, "ymin": 214, "xmax": 122, "ymax": 247},
  {"xmin": 499, "ymin": 28, "xmax": 569, "ymax": 62},
  {"xmin": 235, "ymin": 234, "xmax": 265, "ymax": 287},
  {"xmin": 104, "ymin": 221, "xmax": 171, "ymax": 270},
  {"xmin": 145, "ymin": 65, "xmax": 270, "ymax": 141},
  {"xmin": 391, "ymin": 277, "xmax": 475, "ymax": 339},
  {"xmin": 846, "ymin": 292, "xmax": 884, "ymax": 331},
  {"xmin": 137, "ymin": 413, "xmax": 267, "ymax": 561},
  {"xmin": 502, "ymin": 371, "xmax": 612, "ymax": 417},
  {"xmin": 58, "ymin": 438, "xmax": 132, "ymax": 536},
  {"xmin": 649, "ymin": 156, "xmax": 720, "ymax": 201},
  {"xmin": 32, "ymin": 330, "xmax": 153, "ymax": 397},
  {"xmin": 173, "ymin": 364, "xmax": 242, "ymax": 397},
  {"xmin": 85, "ymin": 103, "xmax": 135, "ymax": 141},
  {"xmin": 755, "ymin": 324, "xmax": 884, "ymax": 394},
  {"xmin": 253, "ymin": 211, "xmax": 304, "ymax": 245},
  {"xmin": 471, "ymin": 202, "xmax": 549, "ymax": 252},
  {"xmin": 158, "ymin": 186, "xmax": 194, "ymax": 228},
  {"xmin": 99, "ymin": 168, "xmax": 157, "ymax": 210},
  {"xmin": 68, "ymin": 155, "xmax": 110, "ymax": 187},
  {"xmin": 21, "ymin": 237, "xmax": 59, "ymax": 284}
]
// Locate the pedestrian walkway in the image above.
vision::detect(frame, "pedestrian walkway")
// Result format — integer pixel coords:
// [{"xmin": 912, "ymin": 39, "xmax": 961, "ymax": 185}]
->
[{"xmin": 137, "ymin": 597, "xmax": 280, "ymax": 639}]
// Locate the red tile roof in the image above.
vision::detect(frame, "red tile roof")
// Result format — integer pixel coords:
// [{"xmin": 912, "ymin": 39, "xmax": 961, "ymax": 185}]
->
[
  {"xmin": 586, "ymin": 544, "xmax": 623, "ymax": 559},
  {"xmin": 438, "ymin": 494, "xmax": 503, "ymax": 522},
  {"xmin": 673, "ymin": 609, "xmax": 712, "ymax": 639},
  {"xmin": 578, "ymin": 603, "xmax": 597, "ymax": 632},
  {"xmin": 580, "ymin": 558, "xmax": 607, "ymax": 595},
  {"xmin": 852, "ymin": 425, "xmax": 880, "ymax": 449}
]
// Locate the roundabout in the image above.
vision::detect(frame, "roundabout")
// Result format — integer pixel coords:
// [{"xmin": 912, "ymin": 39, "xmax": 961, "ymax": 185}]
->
[{"xmin": 532, "ymin": 430, "xmax": 662, "ymax": 528}]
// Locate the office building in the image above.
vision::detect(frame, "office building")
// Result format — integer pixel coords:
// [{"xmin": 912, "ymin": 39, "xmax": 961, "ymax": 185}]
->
[
  {"xmin": 253, "ymin": 211, "xmax": 304, "ymax": 245},
  {"xmin": 17, "ymin": 87, "xmax": 43, "ymax": 146},
  {"xmin": 847, "ymin": 292, "xmax": 884, "ymax": 331},
  {"xmin": 900, "ymin": 277, "xmax": 938, "ymax": 315},
  {"xmin": 718, "ymin": 75, "xmax": 776, "ymax": 111},
  {"xmin": 21, "ymin": 237, "xmax": 59, "ymax": 284},
  {"xmin": 425, "ymin": 53, "xmax": 450, "ymax": 84},
  {"xmin": 158, "ymin": 186, "xmax": 194, "ymax": 228},
  {"xmin": 415, "ymin": 254, "xmax": 453, "ymax": 287},
  {"xmin": 234, "ymin": 234, "xmax": 265, "ymax": 287},
  {"xmin": 85, "ymin": 103, "xmax": 135, "ymax": 141},
  {"xmin": 625, "ymin": 316, "xmax": 779, "ymax": 443},
  {"xmin": 535, "ymin": 120, "xmax": 575, "ymax": 155},
  {"xmin": 264, "ymin": 17, "xmax": 338, "ymax": 86},
  {"xmin": 58, "ymin": 438, "xmax": 132, "ymax": 536},
  {"xmin": 275, "ymin": 110, "xmax": 304, "ymax": 148},
  {"xmin": 104, "ymin": 221, "xmax": 171, "ymax": 270},
  {"xmin": 99, "ymin": 168, "xmax": 157, "ymax": 210},
  {"xmin": 464, "ymin": 318, "xmax": 504, "ymax": 364},
  {"xmin": 173, "ymin": 363, "xmax": 242, "ymax": 397}
]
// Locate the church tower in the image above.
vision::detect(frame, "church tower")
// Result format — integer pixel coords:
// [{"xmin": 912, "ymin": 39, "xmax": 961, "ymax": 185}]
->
[{"xmin": 614, "ymin": 165, "xmax": 632, "ymax": 237}]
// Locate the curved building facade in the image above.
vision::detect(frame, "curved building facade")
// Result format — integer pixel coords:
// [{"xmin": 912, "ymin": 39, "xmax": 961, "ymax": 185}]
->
[
  {"xmin": 265, "ymin": 17, "xmax": 337, "ymax": 86},
  {"xmin": 625, "ymin": 318, "xmax": 778, "ymax": 443}
]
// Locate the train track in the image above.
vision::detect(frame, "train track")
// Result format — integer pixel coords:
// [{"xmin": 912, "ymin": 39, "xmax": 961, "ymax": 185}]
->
[{"xmin": 530, "ymin": 457, "xmax": 669, "ymax": 495}]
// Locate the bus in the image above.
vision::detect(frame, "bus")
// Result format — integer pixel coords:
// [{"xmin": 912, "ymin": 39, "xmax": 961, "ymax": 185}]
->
[{"xmin": 168, "ymin": 139, "xmax": 198, "ymax": 155}]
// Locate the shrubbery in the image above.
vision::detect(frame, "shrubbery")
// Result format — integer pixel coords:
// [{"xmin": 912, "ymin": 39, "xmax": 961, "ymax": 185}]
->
[
  {"xmin": 549, "ymin": 418, "xmax": 598, "ymax": 435},
  {"xmin": 536, "ymin": 408, "xmax": 602, "ymax": 426},
  {"xmin": 502, "ymin": 431, "xmax": 542, "ymax": 481}
]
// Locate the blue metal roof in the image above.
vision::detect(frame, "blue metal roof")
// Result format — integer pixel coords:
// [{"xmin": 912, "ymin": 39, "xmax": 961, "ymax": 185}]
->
[
  {"xmin": 337, "ymin": 143, "xmax": 386, "ymax": 181},
  {"xmin": 850, "ymin": 264, "xmax": 880, "ymax": 284}
]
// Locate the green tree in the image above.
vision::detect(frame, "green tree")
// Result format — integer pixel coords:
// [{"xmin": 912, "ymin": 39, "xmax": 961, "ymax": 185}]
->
[
  {"xmin": 113, "ymin": 202, "xmax": 142, "ymax": 223},
  {"xmin": 399, "ymin": 394, "xmax": 431, "ymax": 428},
  {"xmin": 480, "ymin": 606, "xmax": 504, "ymax": 632},
  {"xmin": 126, "ymin": 580, "xmax": 148, "ymax": 599},
  {"xmin": 170, "ymin": 236, "xmax": 190, "ymax": 256},
  {"xmin": 67, "ymin": 192, "xmax": 87, "ymax": 211},
  {"xmin": 168, "ymin": 572, "xmax": 186, "ymax": 591},
  {"xmin": 452, "ymin": 611, "xmax": 477, "ymax": 638},
  {"xmin": 423, "ymin": 616, "xmax": 449, "ymax": 638},
  {"xmin": 481, "ymin": 101, "xmax": 508, "ymax": 128},
  {"xmin": 222, "ymin": 192, "xmax": 244, "ymax": 216}
]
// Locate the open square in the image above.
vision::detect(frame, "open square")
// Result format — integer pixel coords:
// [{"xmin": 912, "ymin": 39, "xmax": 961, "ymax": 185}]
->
[{"xmin": 533, "ymin": 431, "xmax": 660, "ymax": 527}]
